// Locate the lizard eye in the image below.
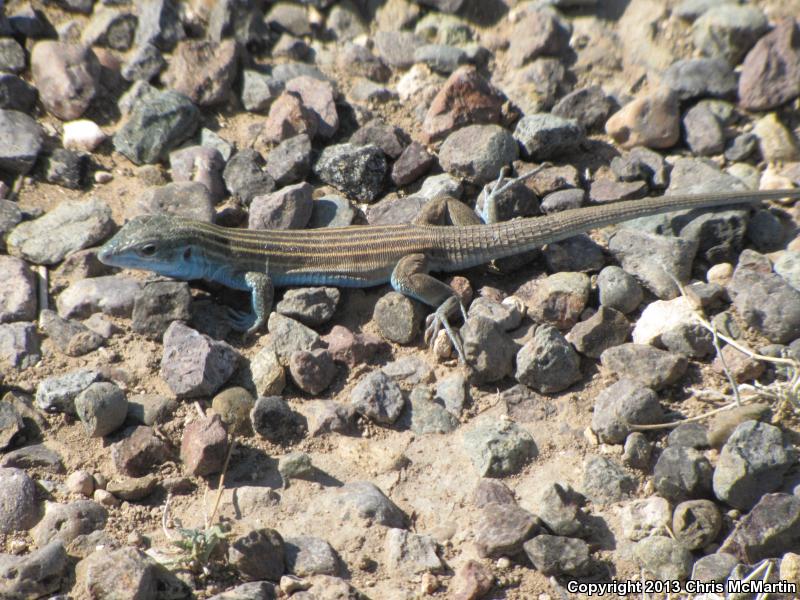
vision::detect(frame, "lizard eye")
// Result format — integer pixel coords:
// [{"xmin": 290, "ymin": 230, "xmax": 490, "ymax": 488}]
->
[{"xmin": 140, "ymin": 244, "xmax": 157, "ymax": 257}]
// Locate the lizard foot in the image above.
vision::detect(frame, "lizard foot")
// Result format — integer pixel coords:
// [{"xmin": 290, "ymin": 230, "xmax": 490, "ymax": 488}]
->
[{"xmin": 424, "ymin": 298, "xmax": 467, "ymax": 364}]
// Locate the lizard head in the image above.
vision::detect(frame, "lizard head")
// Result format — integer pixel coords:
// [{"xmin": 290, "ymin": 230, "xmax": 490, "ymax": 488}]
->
[{"xmin": 97, "ymin": 214, "xmax": 202, "ymax": 279}]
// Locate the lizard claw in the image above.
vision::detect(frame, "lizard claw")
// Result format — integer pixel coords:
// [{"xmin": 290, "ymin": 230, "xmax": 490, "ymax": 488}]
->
[{"xmin": 424, "ymin": 300, "xmax": 467, "ymax": 364}]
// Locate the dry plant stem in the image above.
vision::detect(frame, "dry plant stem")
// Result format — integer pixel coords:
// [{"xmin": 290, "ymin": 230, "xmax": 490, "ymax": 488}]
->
[
  {"xmin": 628, "ymin": 399, "xmax": 753, "ymax": 431},
  {"xmin": 207, "ymin": 437, "xmax": 236, "ymax": 527},
  {"xmin": 162, "ymin": 492, "xmax": 177, "ymax": 541}
]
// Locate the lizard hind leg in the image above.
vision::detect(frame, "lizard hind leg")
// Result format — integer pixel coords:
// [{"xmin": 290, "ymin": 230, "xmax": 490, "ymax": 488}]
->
[
  {"xmin": 413, "ymin": 195, "xmax": 483, "ymax": 226},
  {"xmin": 390, "ymin": 253, "xmax": 467, "ymax": 363}
]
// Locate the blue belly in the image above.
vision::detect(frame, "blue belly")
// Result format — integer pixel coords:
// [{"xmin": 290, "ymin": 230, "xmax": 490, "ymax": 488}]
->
[{"xmin": 271, "ymin": 272, "xmax": 390, "ymax": 288}]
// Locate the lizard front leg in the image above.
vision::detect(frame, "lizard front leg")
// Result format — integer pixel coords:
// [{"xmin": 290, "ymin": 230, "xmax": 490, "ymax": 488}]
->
[{"xmin": 390, "ymin": 254, "xmax": 467, "ymax": 363}]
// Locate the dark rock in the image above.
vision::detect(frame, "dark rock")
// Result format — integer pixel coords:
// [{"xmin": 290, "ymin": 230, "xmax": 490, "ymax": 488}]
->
[
  {"xmin": 373, "ymin": 291, "xmax": 423, "ymax": 345},
  {"xmin": 514, "ymin": 113, "xmax": 584, "ymax": 161},
  {"xmin": 112, "ymin": 426, "xmax": 169, "ymax": 477},
  {"xmin": 228, "ymin": 528, "xmax": 285, "ymax": 582},
  {"xmin": 224, "ymin": 149, "xmax": 275, "ymax": 205},
  {"xmin": 439, "ymin": 124, "xmax": 519, "ymax": 185},
  {"xmin": 351, "ymin": 370, "xmax": 405, "ymax": 425},
  {"xmin": 739, "ymin": 18, "xmax": 800, "ymax": 111},
  {"xmin": 163, "ymin": 39, "xmax": 238, "ymax": 107},
  {"xmin": 84, "ymin": 546, "xmax": 157, "ymax": 600},
  {"xmin": 461, "ymin": 316, "xmax": 516, "ymax": 384},
  {"xmin": 251, "ymin": 396, "xmax": 305, "ymax": 442},
  {"xmin": 75, "ymin": 382, "xmax": 128, "ymax": 437},
  {"xmin": 30, "ymin": 41, "xmax": 100, "ymax": 120},
  {"xmin": 285, "ymin": 536, "xmax": 339, "ymax": 577},
  {"xmin": 673, "ymin": 499, "xmax": 722, "ymax": 550},
  {"xmin": 719, "ymin": 493, "xmax": 800, "ymax": 563},
  {"xmin": 31, "ymin": 500, "xmax": 107, "ymax": 547},
  {"xmin": 633, "ymin": 535, "xmax": 694, "ymax": 581},
  {"xmin": 0, "ymin": 74, "xmax": 37, "ymax": 112},
  {"xmin": 516, "ymin": 324, "xmax": 581, "ymax": 393},
  {"xmin": 668, "ymin": 422, "xmax": 709, "ymax": 449},
  {"xmin": 0, "ymin": 109, "xmax": 43, "ymax": 174},
  {"xmin": 507, "ymin": 8, "xmax": 571, "ymax": 67},
  {"xmin": 462, "ymin": 419, "xmax": 536, "ymax": 477},
  {"xmin": 523, "ymin": 535, "xmax": 591, "ymax": 576},
  {"xmin": 591, "ymin": 379, "xmax": 662, "ymax": 444},
  {"xmin": 653, "ymin": 445, "xmax": 713, "ymax": 502},
  {"xmin": 392, "ymin": 142, "xmax": 436, "ymax": 187},
  {"xmin": 0, "ymin": 541, "xmax": 68, "ymax": 600},
  {"xmin": 132, "ymin": 281, "xmax": 192, "ymax": 340},
  {"xmin": 314, "ymin": 143, "xmax": 387, "ymax": 203},
  {"xmin": 662, "ymin": 58, "xmax": 738, "ymax": 101},
  {"xmin": 552, "ymin": 85, "xmax": 616, "ymax": 130},
  {"xmin": 133, "ymin": 0, "xmax": 184, "ymax": 51},
  {"xmin": 474, "ymin": 502, "xmax": 539, "ymax": 558},
  {"xmin": 582, "ymin": 455, "xmax": 635, "ymax": 504}
]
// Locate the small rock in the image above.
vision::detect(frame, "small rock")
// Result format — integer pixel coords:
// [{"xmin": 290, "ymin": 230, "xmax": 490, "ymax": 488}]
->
[
  {"xmin": 160, "ymin": 322, "xmax": 239, "ymax": 398},
  {"xmin": 601, "ymin": 344, "xmax": 688, "ymax": 390},
  {"xmin": 752, "ymin": 112, "xmax": 800, "ymax": 162},
  {"xmin": 351, "ymin": 371, "xmax": 405, "ymax": 425},
  {"xmin": 739, "ymin": 18, "xmax": 800, "ymax": 111},
  {"xmin": 461, "ymin": 316, "xmax": 516, "ymax": 383},
  {"xmin": 692, "ymin": 4, "xmax": 767, "ymax": 65},
  {"xmin": 712, "ymin": 344, "xmax": 765, "ymax": 382},
  {"xmin": 163, "ymin": 39, "xmax": 238, "ymax": 107},
  {"xmin": 605, "ymin": 88, "xmax": 680, "ymax": 150},
  {"xmin": 0, "ymin": 468, "xmax": 40, "ymax": 533},
  {"xmin": 263, "ymin": 134, "xmax": 312, "ymax": 187},
  {"xmin": 623, "ymin": 432, "xmax": 653, "ymax": 470},
  {"xmin": 285, "ymin": 536, "xmax": 339, "ymax": 577},
  {"xmin": 662, "ymin": 57, "xmax": 738, "ymax": 101},
  {"xmin": 462, "ymin": 419, "xmax": 536, "ymax": 477},
  {"xmin": 75, "ymin": 382, "xmax": 128, "ymax": 437},
  {"xmin": 127, "ymin": 394, "xmax": 177, "ymax": 426},
  {"xmin": 223, "ymin": 149, "xmax": 275, "ymax": 206},
  {"xmin": 133, "ymin": 0, "xmax": 184, "ymax": 51},
  {"xmin": 181, "ymin": 414, "xmax": 228, "ymax": 477},
  {"xmin": 112, "ymin": 426, "xmax": 170, "ymax": 477},
  {"xmin": 524, "ymin": 535, "xmax": 591, "ymax": 576},
  {"xmin": 250, "ymin": 182, "xmax": 313, "ymax": 231},
  {"xmin": 314, "ymin": 143, "xmax": 387, "ymax": 203},
  {"xmin": 516, "ymin": 324, "xmax": 582, "ymax": 393},
  {"xmin": 673, "ymin": 499, "xmax": 722, "ymax": 550},
  {"xmin": 633, "ymin": 535, "xmax": 694, "ymax": 581},
  {"xmin": 228, "ymin": 528, "xmax": 285, "ymax": 582},
  {"xmin": 473, "ymin": 502, "xmax": 539, "ymax": 558},
  {"xmin": 278, "ymin": 451, "xmax": 314, "ymax": 482},
  {"xmin": 566, "ymin": 306, "xmax": 631, "ymax": 359},
  {"xmin": 0, "ymin": 256, "xmax": 36, "ymax": 323},
  {"xmin": 530, "ymin": 483, "xmax": 585, "ymax": 537},
  {"xmin": 591, "ymin": 379, "xmax": 662, "ymax": 444},
  {"xmin": 473, "ymin": 479, "xmax": 516, "ymax": 508},
  {"xmin": 392, "ymin": 142, "xmax": 436, "ymax": 187},
  {"xmin": 597, "ymin": 266, "xmax": 643, "ymax": 314},
  {"xmin": 450, "ymin": 560, "xmax": 493, "ymax": 600},
  {"xmin": 374, "ymin": 291, "xmax": 423, "ymax": 345},
  {"xmin": 36, "ymin": 369, "xmax": 102, "ymax": 414},
  {"xmin": 719, "ymin": 493, "xmax": 800, "ymax": 563},
  {"xmin": 0, "ymin": 322, "xmax": 40, "ymax": 370},
  {"xmin": 250, "ymin": 348, "xmax": 287, "ymax": 398},
  {"xmin": 582, "ymin": 455, "xmax": 635, "ymax": 504},
  {"xmin": 136, "ymin": 181, "xmax": 214, "ymax": 222},
  {"xmin": 285, "ymin": 76, "xmax": 338, "ymax": 139},
  {"xmin": 251, "ymin": 396, "xmax": 305, "ymax": 442},
  {"xmin": 385, "ymin": 528, "xmax": 443, "ymax": 575},
  {"xmin": 169, "ymin": 145, "xmax": 226, "ymax": 201},
  {"xmin": 276, "ymin": 287, "xmax": 339, "ymax": 326},
  {"xmin": 309, "ymin": 195, "xmax": 355, "ymax": 228},
  {"xmin": 0, "ymin": 542, "xmax": 68, "ymax": 600},
  {"xmin": 653, "ymin": 445, "xmax": 713, "ymax": 503},
  {"xmin": 552, "ymin": 85, "xmax": 616, "ymax": 131},
  {"xmin": 621, "ymin": 497, "xmax": 671, "ymax": 541},
  {"xmin": 668, "ymin": 422, "xmax": 709, "ymax": 449},
  {"xmin": 267, "ymin": 312, "xmax": 323, "ymax": 361},
  {"xmin": 261, "ymin": 90, "xmax": 318, "ymax": 144},
  {"xmin": 289, "ymin": 349, "xmax": 336, "ymax": 395},
  {"xmin": 507, "ymin": 8, "xmax": 571, "ymax": 67},
  {"xmin": 439, "ymin": 124, "xmax": 519, "ymax": 185},
  {"xmin": 83, "ymin": 546, "xmax": 157, "ymax": 599},
  {"xmin": 514, "ymin": 113, "xmax": 584, "ymax": 161},
  {"xmin": 691, "ymin": 552, "xmax": 739, "ymax": 583},
  {"xmin": 131, "ymin": 281, "xmax": 192, "ymax": 341},
  {"xmin": 683, "ymin": 102, "xmax": 725, "ymax": 156},
  {"xmin": 31, "ymin": 500, "xmax": 107, "ymax": 547},
  {"xmin": 1, "ymin": 444, "xmax": 64, "ymax": 474},
  {"xmin": 106, "ymin": 475, "xmax": 157, "ymax": 502},
  {"xmin": 31, "ymin": 41, "xmax": 99, "ymax": 120},
  {"xmin": 522, "ymin": 271, "xmax": 590, "ymax": 330}
]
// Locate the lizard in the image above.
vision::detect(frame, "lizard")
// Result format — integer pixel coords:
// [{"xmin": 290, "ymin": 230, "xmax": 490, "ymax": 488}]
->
[{"xmin": 97, "ymin": 184, "xmax": 800, "ymax": 362}]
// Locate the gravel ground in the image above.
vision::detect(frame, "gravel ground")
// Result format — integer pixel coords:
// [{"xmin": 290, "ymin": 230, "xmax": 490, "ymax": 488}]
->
[{"xmin": 1, "ymin": 0, "xmax": 800, "ymax": 599}]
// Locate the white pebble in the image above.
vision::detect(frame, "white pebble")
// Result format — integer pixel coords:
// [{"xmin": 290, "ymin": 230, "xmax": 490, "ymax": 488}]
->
[
  {"xmin": 94, "ymin": 171, "xmax": 113, "ymax": 184},
  {"xmin": 66, "ymin": 470, "xmax": 95, "ymax": 497},
  {"xmin": 63, "ymin": 119, "xmax": 107, "ymax": 152}
]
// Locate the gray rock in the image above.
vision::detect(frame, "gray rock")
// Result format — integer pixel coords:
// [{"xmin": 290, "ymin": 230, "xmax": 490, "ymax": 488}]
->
[
  {"xmin": 0, "ymin": 541, "xmax": 68, "ymax": 600},
  {"xmin": 633, "ymin": 535, "xmax": 694, "ymax": 581},
  {"xmin": 314, "ymin": 143, "xmax": 387, "ymax": 203},
  {"xmin": 540, "ymin": 188, "xmax": 585, "ymax": 213},
  {"xmin": 476, "ymin": 176, "xmax": 540, "ymax": 223},
  {"xmin": 375, "ymin": 30, "xmax": 424, "ymax": 69},
  {"xmin": 309, "ymin": 195, "xmax": 355, "ymax": 228},
  {"xmin": 132, "ymin": 281, "xmax": 192, "ymax": 340},
  {"xmin": 501, "ymin": 384, "xmax": 558, "ymax": 423},
  {"xmin": 692, "ymin": 4, "xmax": 768, "ymax": 65},
  {"xmin": 251, "ymin": 396, "xmax": 305, "ymax": 443},
  {"xmin": 738, "ymin": 18, "xmax": 800, "ymax": 112},
  {"xmin": 267, "ymin": 312, "xmax": 323, "ymax": 361},
  {"xmin": 668, "ymin": 422, "xmax": 709, "ymax": 448},
  {"xmin": 30, "ymin": 41, "xmax": 100, "ymax": 121},
  {"xmin": 462, "ymin": 316, "xmax": 516, "ymax": 384},
  {"xmin": 543, "ymin": 234, "xmax": 604, "ymax": 273},
  {"xmin": 385, "ymin": 528, "xmax": 443, "ymax": 574},
  {"xmin": 382, "ymin": 356, "xmax": 434, "ymax": 385},
  {"xmin": 207, "ymin": 582, "xmax": 277, "ymax": 600},
  {"xmin": 435, "ymin": 372, "xmax": 468, "ymax": 416},
  {"xmin": 350, "ymin": 118, "xmax": 408, "ymax": 160},
  {"xmin": 351, "ymin": 370, "xmax": 405, "ymax": 425},
  {"xmin": 0, "ymin": 443, "xmax": 64, "ymax": 473},
  {"xmin": 719, "ymin": 493, "xmax": 800, "ymax": 563},
  {"xmin": 473, "ymin": 502, "xmax": 539, "ymax": 558},
  {"xmin": 728, "ymin": 250, "xmax": 800, "ymax": 343},
  {"xmin": 600, "ymin": 344, "xmax": 688, "ymax": 390},
  {"xmin": 0, "ymin": 257, "xmax": 35, "ymax": 323},
  {"xmin": 0, "ymin": 200, "xmax": 23, "ymax": 247},
  {"xmin": 775, "ymin": 251, "xmax": 800, "ymax": 292},
  {"xmin": 44, "ymin": 149, "xmax": 86, "ymax": 190},
  {"xmin": 582, "ymin": 455, "xmax": 635, "ymax": 504},
  {"xmin": 0, "ymin": 402, "xmax": 24, "ymax": 451},
  {"xmin": 589, "ymin": 179, "xmax": 648, "ymax": 204},
  {"xmin": 250, "ymin": 182, "xmax": 313, "ymax": 230},
  {"xmin": 747, "ymin": 209, "xmax": 785, "ymax": 253},
  {"xmin": 725, "ymin": 132, "xmax": 759, "ymax": 162},
  {"xmin": 373, "ymin": 291, "xmax": 423, "ymax": 345},
  {"xmin": 228, "ymin": 528, "xmax": 285, "ymax": 582},
  {"xmin": 7, "ymin": 197, "xmax": 112, "ymax": 265},
  {"xmin": 0, "ymin": 38, "xmax": 25, "ymax": 73},
  {"xmin": 514, "ymin": 113, "xmax": 584, "ymax": 161},
  {"xmin": 113, "ymin": 90, "xmax": 199, "ymax": 165},
  {"xmin": 653, "ymin": 446, "xmax": 713, "ymax": 502},
  {"xmin": 0, "ymin": 322, "xmax": 40, "ymax": 370},
  {"xmin": 473, "ymin": 479, "xmax": 516, "ymax": 508},
  {"xmin": 523, "ymin": 535, "xmax": 591, "ymax": 576},
  {"xmin": 552, "ymin": 85, "xmax": 616, "ymax": 131},
  {"xmin": 467, "ymin": 298, "xmax": 522, "ymax": 331},
  {"xmin": 418, "ymin": 173, "xmax": 464, "ymax": 200},
  {"xmin": 366, "ymin": 195, "xmax": 429, "ymax": 225},
  {"xmin": 264, "ymin": 134, "xmax": 312, "ymax": 187},
  {"xmin": 315, "ymin": 481, "xmax": 405, "ymax": 528},
  {"xmin": 136, "ymin": 181, "xmax": 214, "ymax": 222},
  {"xmin": 84, "ymin": 546, "xmax": 158, "ymax": 599},
  {"xmin": 57, "ymin": 275, "xmax": 142, "ymax": 319},
  {"xmin": 516, "ymin": 324, "xmax": 581, "ymax": 393},
  {"xmin": 286, "ymin": 536, "xmax": 339, "ymax": 576},
  {"xmin": 683, "ymin": 102, "xmax": 725, "ymax": 156},
  {"xmin": 75, "ymin": 382, "xmax": 128, "ymax": 437},
  {"xmin": 0, "ymin": 467, "xmax": 40, "ymax": 533},
  {"xmin": 566, "ymin": 306, "xmax": 631, "ymax": 358},
  {"xmin": 439, "ymin": 124, "xmax": 518, "ymax": 185},
  {"xmin": 0, "ymin": 74, "xmax": 37, "ymax": 113},
  {"xmin": 414, "ymin": 43, "xmax": 469, "ymax": 74},
  {"xmin": 169, "ymin": 145, "xmax": 226, "ymax": 201},
  {"xmin": 122, "ymin": 42, "xmax": 167, "ymax": 82},
  {"xmin": 32, "ymin": 500, "xmax": 107, "ymax": 547},
  {"xmin": 691, "ymin": 552, "xmax": 739, "ymax": 582},
  {"xmin": 36, "ymin": 369, "xmax": 102, "ymax": 414},
  {"xmin": 661, "ymin": 322, "xmax": 715, "ymax": 358},
  {"xmin": 462, "ymin": 419, "xmax": 536, "ymax": 477},
  {"xmin": 82, "ymin": 6, "xmax": 138, "ymax": 50},
  {"xmin": 607, "ymin": 229, "xmax": 699, "ymax": 299},
  {"xmin": 133, "ymin": 0, "xmax": 184, "ymax": 51},
  {"xmin": 523, "ymin": 271, "xmax": 590, "ymax": 330},
  {"xmin": 241, "ymin": 69, "xmax": 284, "ymax": 113},
  {"xmin": 532, "ymin": 483, "xmax": 585, "ymax": 537},
  {"xmin": 591, "ymin": 379, "xmax": 662, "ymax": 444},
  {"xmin": 277, "ymin": 287, "xmax": 340, "ymax": 326},
  {"xmin": 620, "ymin": 497, "xmax": 671, "ymax": 541},
  {"xmin": 622, "ymin": 432, "xmax": 653, "ymax": 470},
  {"xmin": 597, "ymin": 265, "xmax": 644, "ymax": 314},
  {"xmin": 409, "ymin": 388, "xmax": 458, "ymax": 434},
  {"xmin": 713, "ymin": 420, "xmax": 795, "ymax": 510},
  {"xmin": 662, "ymin": 58, "xmax": 738, "ymax": 100},
  {"xmin": 223, "ymin": 149, "xmax": 275, "ymax": 206},
  {"xmin": 673, "ymin": 499, "xmax": 722, "ymax": 550},
  {"xmin": 278, "ymin": 451, "xmax": 314, "ymax": 481},
  {"xmin": 507, "ymin": 8, "xmax": 571, "ymax": 67},
  {"xmin": 160, "ymin": 322, "xmax": 240, "ymax": 398}
]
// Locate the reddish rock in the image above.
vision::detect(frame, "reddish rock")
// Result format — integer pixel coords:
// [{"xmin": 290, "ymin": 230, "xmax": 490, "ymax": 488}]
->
[
  {"xmin": 391, "ymin": 141, "xmax": 435, "ymax": 186},
  {"xmin": 262, "ymin": 91, "xmax": 318, "ymax": 144},
  {"xmin": 31, "ymin": 41, "xmax": 100, "ymax": 120},
  {"xmin": 322, "ymin": 325, "xmax": 387, "ymax": 368},
  {"xmin": 739, "ymin": 18, "xmax": 800, "ymax": 111},
  {"xmin": 289, "ymin": 349, "xmax": 337, "ymax": 394},
  {"xmin": 451, "ymin": 559, "xmax": 494, "ymax": 600},
  {"xmin": 112, "ymin": 426, "xmax": 170, "ymax": 477},
  {"xmin": 180, "ymin": 414, "xmax": 228, "ymax": 477},
  {"xmin": 508, "ymin": 9, "xmax": 571, "ymax": 68},
  {"xmin": 605, "ymin": 88, "xmax": 680, "ymax": 150},
  {"xmin": 712, "ymin": 344, "xmax": 765, "ymax": 383},
  {"xmin": 163, "ymin": 39, "xmax": 239, "ymax": 106},
  {"xmin": 422, "ymin": 66, "xmax": 504, "ymax": 143},
  {"xmin": 285, "ymin": 76, "xmax": 338, "ymax": 139}
]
